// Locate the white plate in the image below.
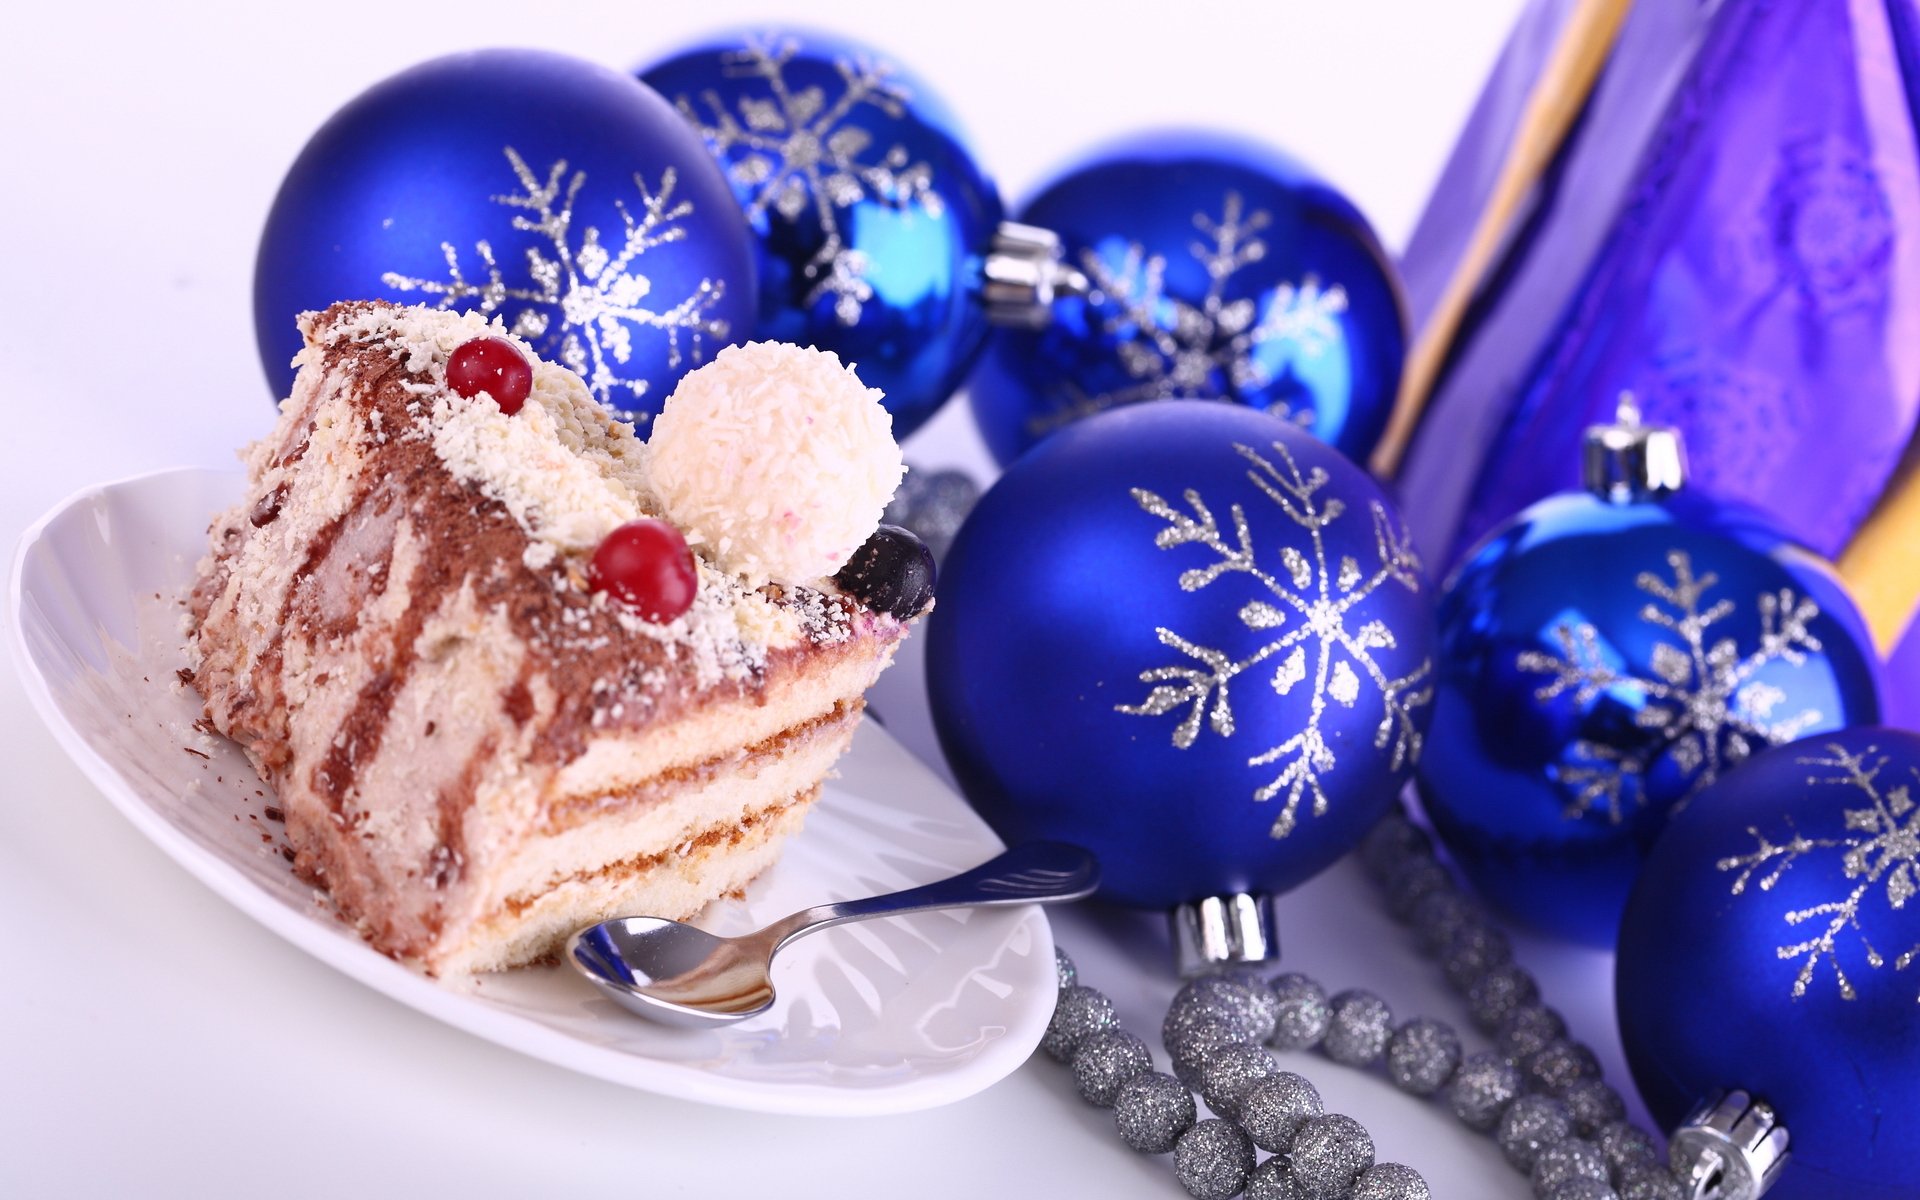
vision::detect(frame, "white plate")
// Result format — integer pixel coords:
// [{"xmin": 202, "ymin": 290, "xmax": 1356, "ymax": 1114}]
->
[{"xmin": 9, "ymin": 467, "xmax": 1054, "ymax": 1116}]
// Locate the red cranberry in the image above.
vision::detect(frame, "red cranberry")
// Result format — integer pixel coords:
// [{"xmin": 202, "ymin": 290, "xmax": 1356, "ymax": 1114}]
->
[
  {"xmin": 588, "ymin": 520, "xmax": 698, "ymax": 623},
  {"xmin": 446, "ymin": 337, "xmax": 533, "ymax": 414}
]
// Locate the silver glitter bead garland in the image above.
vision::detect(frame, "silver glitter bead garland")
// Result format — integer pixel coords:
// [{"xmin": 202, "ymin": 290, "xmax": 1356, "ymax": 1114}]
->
[
  {"xmin": 1385, "ymin": 1019, "xmax": 1461, "ymax": 1096},
  {"xmin": 1198, "ymin": 1044, "xmax": 1281, "ymax": 1120},
  {"xmin": 1467, "ymin": 963, "xmax": 1540, "ymax": 1032},
  {"xmin": 1270, "ymin": 979, "xmax": 1637, "ymax": 1200},
  {"xmin": 1047, "ymin": 824, "xmax": 1689, "ymax": 1200},
  {"xmin": 1531, "ymin": 1138, "xmax": 1611, "ymax": 1198},
  {"xmin": 1046, "ymin": 959, "xmax": 1623, "ymax": 1200},
  {"xmin": 1523, "ymin": 1039, "xmax": 1601, "ymax": 1097},
  {"xmin": 1243, "ymin": 1158, "xmax": 1303, "ymax": 1200},
  {"xmin": 1359, "ymin": 813, "xmax": 1432, "ymax": 881},
  {"xmin": 1442, "ymin": 923, "xmax": 1513, "ymax": 992},
  {"xmin": 1116, "ymin": 1070, "xmax": 1200, "ymax": 1154},
  {"xmin": 1561, "ymin": 1079, "xmax": 1627, "ymax": 1138},
  {"xmin": 1175, "ymin": 967, "xmax": 1282, "ymax": 1044},
  {"xmin": 1288, "ymin": 1113, "xmax": 1375, "ymax": 1199},
  {"xmin": 1168, "ymin": 1015, "xmax": 1242, "ymax": 1089},
  {"xmin": 1055, "ymin": 946, "xmax": 1077, "ymax": 989},
  {"xmin": 1497, "ymin": 1004, "xmax": 1567, "ymax": 1061},
  {"xmin": 1044, "ymin": 983, "xmax": 1119, "ymax": 1062},
  {"xmin": 1269, "ymin": 973, "xmax": 1332, "ymax": 1051},
  {"xmin": 1167, "ymin": 975, "xmax": 1280, "ymax": 1048},
  {"xmin": 1548, "ymin": 1181, "xmax": 1620, "ymax": 1200},
  {"xmin": 1074, "ymin": 1029, "xmax": 1154, "ymax": 1107},
  {"xmin": 1447, "ymin": 1052, "xmax": 1523, "ymax": 1131},
  {"xmin": 1352, "ymin": 1163, "xmax": 1432, "ymax": 1200},
  {"xmin": 1322, "ymin": 991, "xmax": 1393, "ymax": 1068},
  {"xmin": 1617, "ymin": 1165, "xmax": 1684, "ymax": 1200},
  {"xmin": 1592, "ymin": 1121, "xmax": 1660, "ymax": 1180},
  {"xmin": 1409, "ymin": 887, "xmax": 1480, "ymax": 955},
  {"xmin": 1238, "ymin": 1071, "xmax": 1325, "ymax": 1153},
  {"xmin": 1384, "ymin": 857, "xmax": 1453, "ymax": 921},
  {"xmin": 1355, "ymin": 806, "xmax": 1694, "ymax": 1200},
  {"xmin": 1497, "ymin": 1094, "xmax": 1575, "ymax": 1172},
  {"xmin": 1046, "ymin": 949, "xmax": 1427, "ymax": 1200},
  {"xmin": 1175, "ymin": 1119, "xmax": 1257, "ymax": 1199}
]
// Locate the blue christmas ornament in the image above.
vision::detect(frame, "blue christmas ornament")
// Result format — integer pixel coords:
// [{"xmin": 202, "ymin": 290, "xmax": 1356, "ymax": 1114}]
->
[
  {"xmin": 640, "ymin": 29, "xmax": 1006, "ymax": 441},
  {"xmin": 1618, "ymin": 727, "xmax": 1920, "ymax": 1200},
  {"xmin": 968, "ymin": 130, "xmax": 1406, "ymax": 467},
  {"xmin": 254, "ymin": 49, "xmax": 756, "ymax": 427},
  {"xmin": 928, "ymin": 400, "xmax": 1436, "ymax": 911},
  {"xmin": 1419, "ymin": 403, "xmax": 1881, "ymax": 945}
]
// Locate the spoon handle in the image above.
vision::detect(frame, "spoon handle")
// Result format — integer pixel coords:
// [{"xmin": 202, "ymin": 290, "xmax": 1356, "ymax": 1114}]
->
[{"xmin": 771, "ymin": 841, "xmax": 1099, "ymax": 950}]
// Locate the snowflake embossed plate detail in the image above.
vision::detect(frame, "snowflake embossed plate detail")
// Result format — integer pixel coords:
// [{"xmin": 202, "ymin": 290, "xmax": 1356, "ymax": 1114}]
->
[{"xmin": 9, "ymin": 467, "xmax": 1055, "ymax": 1116}]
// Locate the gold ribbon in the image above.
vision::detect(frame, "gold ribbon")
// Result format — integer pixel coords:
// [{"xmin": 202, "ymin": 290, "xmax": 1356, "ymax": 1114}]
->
[
  {"xmin": 1839, "ymin": 465, "xmax": 1920, "ymax": 654},
  {"xmin": 1370, "ymin": 0, "xmax": 1634, "ymax": 480}
]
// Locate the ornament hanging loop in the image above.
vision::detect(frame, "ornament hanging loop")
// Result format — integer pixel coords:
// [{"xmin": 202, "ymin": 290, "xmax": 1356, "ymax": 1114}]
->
[
  {"xmin": 1668, "ymin": 1090, "xmax": 1790, "ymax": 1200},
  {"xmin": 981, "ymin": 221, "xmax": 1089, "ymax": 329},
  {"xmin": 1583, "ymin": 392, "xmax": 1688, "ymax": 503},
  {"xmin": 1170, "ymin": 893, "xmax": 1277, "ymax": 978}
]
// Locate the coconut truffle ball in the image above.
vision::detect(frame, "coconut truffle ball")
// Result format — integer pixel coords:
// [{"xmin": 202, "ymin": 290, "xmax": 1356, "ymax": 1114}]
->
[{"xmin": 646, "ymin": 342, "xmax": 905, "ymax": 585}]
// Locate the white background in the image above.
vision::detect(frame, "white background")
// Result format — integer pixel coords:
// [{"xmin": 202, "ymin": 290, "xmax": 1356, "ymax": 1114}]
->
[{"xmin": 0, "ymin": 2, "xmax": 1653, "ymax": 1197}]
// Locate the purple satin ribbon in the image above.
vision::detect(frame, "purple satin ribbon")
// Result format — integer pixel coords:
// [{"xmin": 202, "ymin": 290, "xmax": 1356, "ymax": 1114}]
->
[{"xmin": 1398, "ymin": 0, "xmax": 1920, "ymax": 577}]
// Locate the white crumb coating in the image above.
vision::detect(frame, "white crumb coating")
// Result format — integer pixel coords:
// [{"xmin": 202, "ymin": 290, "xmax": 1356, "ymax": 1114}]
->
[
  {"xmin": 310, "ymin": 305, "xmax": 656, "ymax": 567},
  {"xmin": 645, "ymin": 342, "xmax": 906, "ymax": 585},
  {"xmin": 304, "ymin": 303, "xmax": 804, "ymax": 654}
]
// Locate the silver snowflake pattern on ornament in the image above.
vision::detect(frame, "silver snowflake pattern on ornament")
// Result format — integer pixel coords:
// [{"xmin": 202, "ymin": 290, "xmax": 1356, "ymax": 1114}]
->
[
  {"xmin": 1518, "ymin": 549, "xmax": 1825, "ymax": 824},
  {"xmin": 380, "ymin": 147, "xmax": 731, "ymax": 414},
  {"xmin": 1717, "ymin": 744, "xmax": 1920, "ymax": 1001},
  {"xmin": 670, "ymin": 34, "xmax": 941, "ymax": 326},
  {"xmin": 1116, "ymin": 441, "xmax": 1431, "ymax": 838},
  {"xmin": 1031, "ymin": 192, "xmax": 1348, "ymax": 440}
]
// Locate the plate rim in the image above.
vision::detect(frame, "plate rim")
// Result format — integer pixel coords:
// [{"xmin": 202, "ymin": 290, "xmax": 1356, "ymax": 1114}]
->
[{"xmin": 8, "ymin": 465, "xmax": 1053, "ymax": 1117}]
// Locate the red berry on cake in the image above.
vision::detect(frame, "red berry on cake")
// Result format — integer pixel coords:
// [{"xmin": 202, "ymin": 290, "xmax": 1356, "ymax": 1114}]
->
[
  {"xmin": 588, "ymin": 519, "xmax": 699, "ymax": 623},
  {"xmin": 446, "ymin": 337, "xmax": 533, "ymax": 414}
]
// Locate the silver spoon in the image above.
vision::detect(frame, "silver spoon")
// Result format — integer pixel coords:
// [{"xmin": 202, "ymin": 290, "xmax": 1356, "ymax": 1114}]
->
[{"xmin": 565, "ymin": 841, "xmax": 1099, "ymax": 1027}]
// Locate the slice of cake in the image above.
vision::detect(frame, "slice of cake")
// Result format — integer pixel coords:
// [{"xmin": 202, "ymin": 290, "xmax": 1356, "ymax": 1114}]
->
[{"xmin": 189, "ymin": 301, "xmax": 932, "ymax": 975}]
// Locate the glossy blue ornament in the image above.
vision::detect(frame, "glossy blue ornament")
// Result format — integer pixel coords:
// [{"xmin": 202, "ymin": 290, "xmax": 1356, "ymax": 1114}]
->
[
  {"xmin": 255, "ymin": 49, "xmax": 756, "ymax": 427},
  {"xmin": 1618, "ymin": 727, "xmax": 1920, "ymax": 1200},
  {"xmin": 640, "ymin": 29, "xmax": 1004, "ymax": 441},
  {"xmin": 969, "ymin": 130, "xmax": 1405, "ymax": 467},
  {"xmin": 928, "ymin": 401, "xmax": 1436, "ymax": 909},
  {"xmin": 1418, "ymin": 408, "xmax": 1881, "ymax": 945}
]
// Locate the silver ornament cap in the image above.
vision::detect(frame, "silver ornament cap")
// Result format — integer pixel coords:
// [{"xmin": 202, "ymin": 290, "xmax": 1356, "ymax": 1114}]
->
[
  {"xmin": 1170, "ymin": 893, "xmax": 1277, "ymax": 978},
  {"xmin": 981, "ymin": 221, "xmax": 1089, "ymax": 329},
  {"xmin": 1668, "ymin": 1090, "xmax": 1790, "ymax": 1200},
  {"xmin": 1583, "ymin": 394, "xmax": 1688, "ymax": 503}
]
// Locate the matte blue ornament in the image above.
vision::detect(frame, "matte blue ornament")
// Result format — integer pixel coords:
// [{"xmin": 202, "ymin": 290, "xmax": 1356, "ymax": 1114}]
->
[
  {"xmin": 640, "ymin": 29, "xmax": 1006, "ymax": 441},
  {"xmin": 968, "ymin": 130, "xmax": 1406, "ymax": 467},
  {"xmin": 1617, "ymin": 727, "xmax": 1920, "ymax": 1200},
  {"xmin": 928, "ymin": 400, "xmax": 1436, "ymax": 910},
  {"xmin": 254, "ymin": 49, "xmax": 756, "ymax": 427},
  {"xmin": 1419, "ymin": 404, "xmax": 1881, "ymax": 946}
]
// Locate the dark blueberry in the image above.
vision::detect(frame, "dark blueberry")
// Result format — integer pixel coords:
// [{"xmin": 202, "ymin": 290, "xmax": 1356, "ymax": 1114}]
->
[{"xmin": 834, "ymin": 524, "xmax": 935, "ymax": 619}]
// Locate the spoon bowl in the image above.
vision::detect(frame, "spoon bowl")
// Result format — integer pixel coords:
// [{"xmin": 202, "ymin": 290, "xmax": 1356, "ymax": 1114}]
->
[{"xmin": 566, "ymin": 841, "xmax": 1099, "ymax": 1027}]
